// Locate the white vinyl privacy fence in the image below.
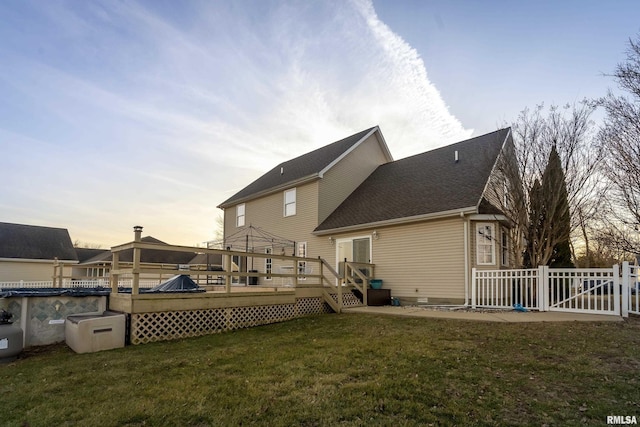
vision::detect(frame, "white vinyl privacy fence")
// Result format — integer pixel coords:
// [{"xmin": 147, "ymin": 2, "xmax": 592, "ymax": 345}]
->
[{"xmin": 473, "ymin": 263, "xmax": 640, "ymax": 317}]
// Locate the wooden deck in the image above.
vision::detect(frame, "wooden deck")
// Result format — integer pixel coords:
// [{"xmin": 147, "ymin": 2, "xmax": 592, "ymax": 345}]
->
[
  {"xmin": 101, "ymin": 231, "xmax": 376, "ymax": 344},
  {"xmin": 108, "ymin": 230, "xmax": 375, "ymax": 314},
  {"xmin": 109, "ymin": 288, "xmax": 296, "ymax": 314}
]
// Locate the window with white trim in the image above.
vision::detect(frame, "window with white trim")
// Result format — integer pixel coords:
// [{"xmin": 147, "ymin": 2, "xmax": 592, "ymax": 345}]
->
[
  {"xmin": 476, "ymin": 223, "xmax": 495, "ymax": 265},
  {"xmin": 284, "ymin": 188, "xmax": 296, "ymax": 217},
  {"xmin": 501, "ymin": 228, "xmax": 509, "ymax": 267},
  {"xmin": 297, "ymin": 241, "xmax": 307, "ymax": 279},
  {"xmin": 265, "ymin": 247, "xmax": 272, "ymax": 280},
  {"xmin": 236, "ymin": 204, "xmax": 245, "ymax": 227}
]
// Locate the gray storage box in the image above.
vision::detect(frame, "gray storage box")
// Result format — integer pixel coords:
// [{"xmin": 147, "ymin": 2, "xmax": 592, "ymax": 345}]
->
[{"xmin": 65, "ymin": 311, "xmax": 125, "ymax": 354}]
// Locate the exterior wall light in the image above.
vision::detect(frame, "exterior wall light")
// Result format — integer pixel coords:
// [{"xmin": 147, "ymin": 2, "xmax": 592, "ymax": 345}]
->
[{"xmin": 372, "ymin": 231, "xmax": 379, "ymax": 240}]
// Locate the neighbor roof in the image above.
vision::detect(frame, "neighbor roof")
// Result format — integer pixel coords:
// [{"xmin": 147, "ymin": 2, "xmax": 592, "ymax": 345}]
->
[
  {"xmin": 75, "ymin": 247, "xmax": 110, "ymax": 263},
  {"xmin": 79, "ymin": 236, "xmax": 211, "ymax": 265},
  {"xmin": 314, "ymin": 128, "xmax": 511, "ymax": 233},
  {"xmin": 218, "ymin": 127, "xmax": 390, "ymax": 208},
  {"xmin": 0, "ymin": 222, "xmax": 78, "ymax": 261}
]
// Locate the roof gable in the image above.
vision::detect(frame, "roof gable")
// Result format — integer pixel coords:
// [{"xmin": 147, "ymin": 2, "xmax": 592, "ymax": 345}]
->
[
  {"xmin": 0, "ymin": 222, "xmax": 78, "ymax": 261},
  {"xmin": 218, "ymin": 127, "xmax": 387, "ymax": 208},
  {"xmin": 315, "ymin": 128, "xmax": 511, "ymax": 232}
]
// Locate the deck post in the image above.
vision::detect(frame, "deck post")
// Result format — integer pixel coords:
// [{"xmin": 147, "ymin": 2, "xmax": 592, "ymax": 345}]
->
[
  {"xmin": 292, "ymin": 258, "xmax": 298, "ymax": 287},
  {"xmin": 52, "ymin": 258, "xmax": 58, "ymax": 288},
  {"xmin": 224, "ymin": 253, "xmax": 231, "ymax": 293},
  {"xmin": 58, "ymin": 262, "xmax": 64, "ymax": 288},
  {"xmin": 337, "ymin": 275, "xmax": 343, "ymax": 312},
  {"xmin": 111, "ymin": 252, "xmax": 120, "ymax": 292},
  {"xmin": 132, "ymin": 226, "xmax": 143, "ymax": 295},
  {"xmin": 111, "ymin": 252, "xmax": 119, "ymax": 292},
  {"xmin": 361, "ymin": 265, "xmax": 368, "ymax": 306}
]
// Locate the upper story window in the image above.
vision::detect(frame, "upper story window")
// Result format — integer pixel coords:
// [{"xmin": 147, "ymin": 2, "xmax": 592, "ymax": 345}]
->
[
  {"xmin": 476, "ymin": 223, "xmax": 495, "ymax": 265},
  {"xmin": 284, "ymin": 188, "xmax": 296, "ymax": 217},
  {"xmin": 236, "ymin": 204, "xmax": 245, "ymax": 227}
]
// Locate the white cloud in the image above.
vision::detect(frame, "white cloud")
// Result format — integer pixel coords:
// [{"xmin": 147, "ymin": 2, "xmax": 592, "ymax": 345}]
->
[{"xmin": 0, "ymin": 0, "xmax": 471, "ymax": 246}]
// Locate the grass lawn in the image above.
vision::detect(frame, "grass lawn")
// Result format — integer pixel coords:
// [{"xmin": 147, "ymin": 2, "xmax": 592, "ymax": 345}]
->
[{"xmin": 2, "ymin": 313, "xmax": 639, "ymax": 426}]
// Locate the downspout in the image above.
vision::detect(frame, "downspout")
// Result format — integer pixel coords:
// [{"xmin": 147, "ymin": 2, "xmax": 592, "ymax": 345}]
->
[{"xmin": 462, "ymin": 213, "xmax": 470, "ymax": 306}]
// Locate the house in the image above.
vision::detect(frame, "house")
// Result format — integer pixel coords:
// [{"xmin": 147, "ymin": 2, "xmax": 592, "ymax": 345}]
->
[
  {"xmin": 0, "ymin": 222, "xmax": 78, "ymax": 282},
  {"xmin": 218, "ymin": 126, "xmax": 513, "ymax": 305}
]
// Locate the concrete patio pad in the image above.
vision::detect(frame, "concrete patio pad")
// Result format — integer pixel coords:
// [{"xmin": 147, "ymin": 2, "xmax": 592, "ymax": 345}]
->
[{"xmin": 343, "ymin": 305, "xmax": 624, "ymax": 322}]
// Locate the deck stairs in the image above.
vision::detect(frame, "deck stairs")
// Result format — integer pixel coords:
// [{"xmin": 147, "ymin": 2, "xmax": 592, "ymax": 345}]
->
[{"xmin": 319, "ymin": 258, "xmax": 371, "ymax": 312}]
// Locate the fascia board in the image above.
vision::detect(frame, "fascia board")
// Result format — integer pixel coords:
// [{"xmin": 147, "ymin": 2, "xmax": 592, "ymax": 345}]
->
[
  {"xmin": 217, "ymin": 174, "xmax": 319, "ymax": 209},
  {"xmin": 313, "ymin": 206, "xmax": 477, "ymax": 236}
]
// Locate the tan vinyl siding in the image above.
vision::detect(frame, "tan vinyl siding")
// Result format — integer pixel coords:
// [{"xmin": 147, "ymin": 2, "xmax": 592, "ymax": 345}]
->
[
  {"xmin": 226, "ymin": 181, "xmax": 319, "ymax": 248},
  {"xmin": 333, "ymin": 217, "xmax": 466, "ymax": 301},
  {"xmin": 318, "ymin": 133, "xmax": 389, "ymax": 223},
  {"xmin": 0, "ymin": 260, "xmax": 71, "ymax": 282},
  {"xmin": 222, "ymin": 181, "xmax": 336, "ymax": 284},
  {"xmin": 482, "ymin": 166, "xmax": 507, "ymax": 211}
]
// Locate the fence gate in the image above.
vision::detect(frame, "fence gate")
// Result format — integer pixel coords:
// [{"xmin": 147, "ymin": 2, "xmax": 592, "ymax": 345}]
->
[{"xmin": 545, "ymin": 266, "xmax": 620, "ymax": 316}]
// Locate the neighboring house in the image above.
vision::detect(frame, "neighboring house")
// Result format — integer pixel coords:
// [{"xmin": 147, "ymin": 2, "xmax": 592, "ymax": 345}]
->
[
  {"xmin": 0, "ymin": 222, "xmax": 78, "ymax": 282},
  {"xmin": 72, "ymin": 247, "xmax": 112, "ymax": 281},
  {"xmin": 0, "ymin": 223, "xmax": 224, "ymax": 284},
  {"xmin": 218, "ymin": 126, "xmax": 514, "ymax": 305}
]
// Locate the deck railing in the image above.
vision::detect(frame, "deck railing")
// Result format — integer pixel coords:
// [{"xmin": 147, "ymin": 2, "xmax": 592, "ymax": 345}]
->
[
  {"xmin": 319, "ymin": 258, "xmax": 344, "ymax": 312},
  {"xmin": 318, "ymin": 259, "xmax": 374, "ymax": 312},
  {"xmin": 344, "ymin": 261, "xmax": 375, "ymax": 306},
  {"xmin": 109, "ymin": 236, "xmax": 330, "ymax": 295}
]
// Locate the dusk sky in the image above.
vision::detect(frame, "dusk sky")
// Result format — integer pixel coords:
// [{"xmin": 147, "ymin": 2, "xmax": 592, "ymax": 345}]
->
[{"xmin": 1, "ymin": 0, "xmax": 638, "ymax": 247}]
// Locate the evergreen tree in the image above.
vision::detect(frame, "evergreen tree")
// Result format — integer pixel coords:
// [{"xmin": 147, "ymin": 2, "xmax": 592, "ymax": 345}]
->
[
  {"xmin": 524, "ymin": 147, "xmax": 574, "ymax": 267},
  {"xmin": 524, "ymin": 179, "xmax": 542, "ymax": 268},
  {"xmin": 542, "ymin": 147, "xmax": 574, "ymax": 268}
]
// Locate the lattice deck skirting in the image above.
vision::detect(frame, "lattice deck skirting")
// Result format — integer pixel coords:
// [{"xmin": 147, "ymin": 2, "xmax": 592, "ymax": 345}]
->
[
  {"xmin": 327, "ymin": 291, "xmax": 362, "ymax": 308},
  {"xmin": 129, "ymin": 296, "xmax": 335, "ymax": 345}
]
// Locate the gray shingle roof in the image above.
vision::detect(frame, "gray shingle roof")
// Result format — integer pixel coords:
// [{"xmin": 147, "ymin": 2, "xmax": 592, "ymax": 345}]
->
[
  {"xmin": 219, "ymin": 127, "xmax": 379, "ymax": 208},
  {"xmin": 0, "ymin": 222, "xmax": 78, "ymax": 261},
  {"xmin": 75, "ymin": 248, "xmax": 110, "ymax": 263},
  {"xmin": 79, "ymin": 236, "xmax": 200, "ymax": 265},
  {"xmin": 314, "ymin": 128, "xmax": 511, "ymax": 232}
]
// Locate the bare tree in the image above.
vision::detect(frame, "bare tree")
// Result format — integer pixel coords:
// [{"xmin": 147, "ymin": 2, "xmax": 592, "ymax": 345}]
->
[
  {"xmin": 575, "ymin": 226, "xmax": 635, "ymax": 267},
  {"xmin": 489, "ymin": 102, "xmax": 602, "ymax": 267},
  {"xmin": 73, "ymin": 240, "xmax": 104, "ymax": 249},
  {"xmin": 598, "ymin": 35, "xmax": 640, "ymax": 253},
  {"xmin": 205, "ymin": 213, "xmax": 225, "ymax": 249}
]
